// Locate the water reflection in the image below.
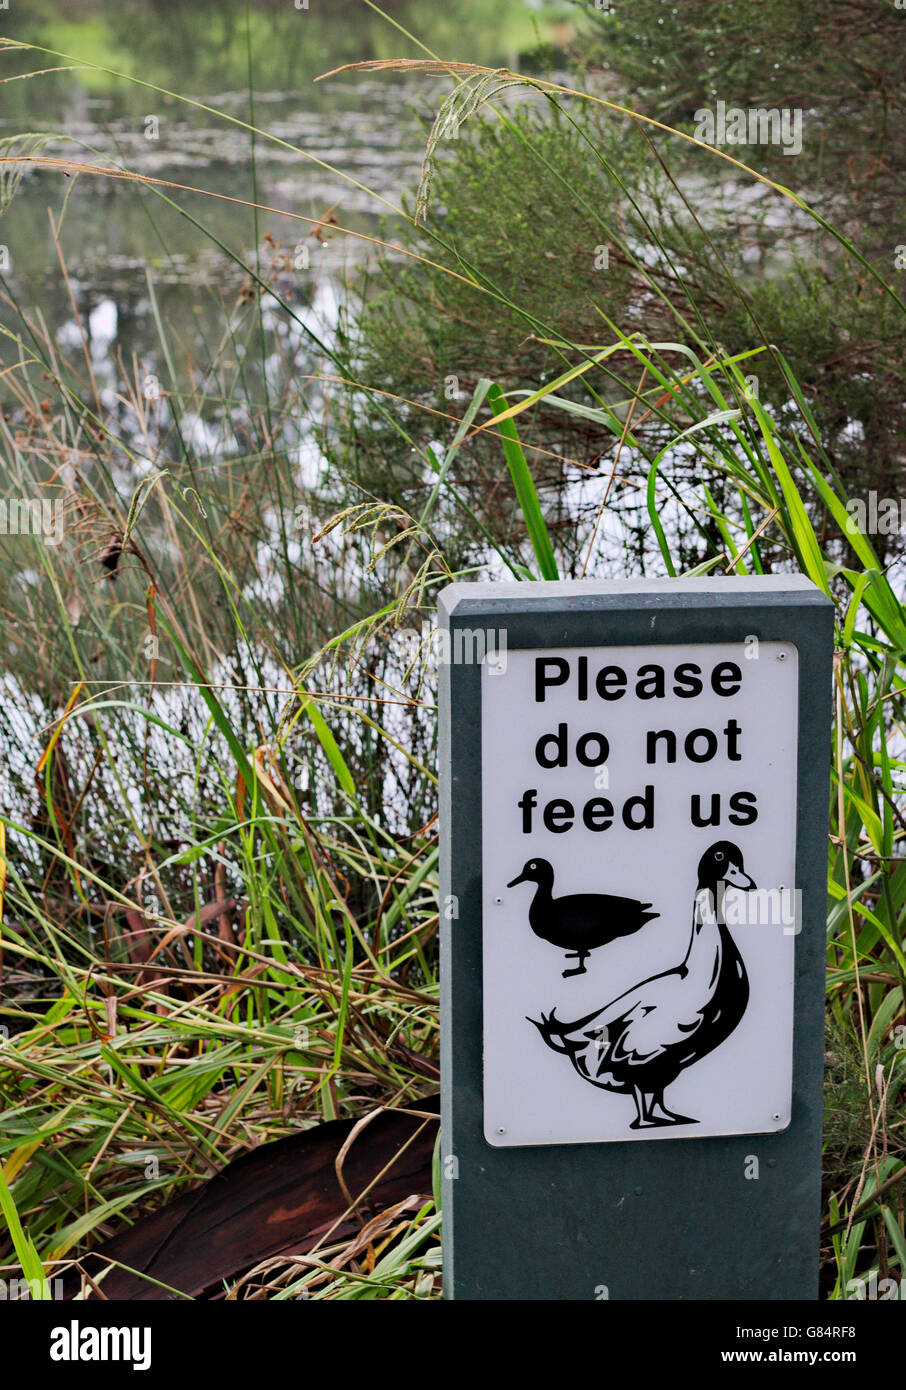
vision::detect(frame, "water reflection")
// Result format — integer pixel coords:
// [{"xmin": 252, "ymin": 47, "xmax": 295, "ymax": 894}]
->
[{"xmin": 0, "ymin": 0, "xmax": 563, "ymax": 371}]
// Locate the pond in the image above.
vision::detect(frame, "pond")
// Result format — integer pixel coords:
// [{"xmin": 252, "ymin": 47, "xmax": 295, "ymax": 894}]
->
[{"xmin": 0, "ymin": 0, "xmax": 573, "ymax": 371}]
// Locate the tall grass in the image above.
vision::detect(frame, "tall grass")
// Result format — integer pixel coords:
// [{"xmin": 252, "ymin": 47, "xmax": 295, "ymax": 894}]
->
[{"xmin": 0, "ymin": 30, "xmax": 903, "ymax": 1299}]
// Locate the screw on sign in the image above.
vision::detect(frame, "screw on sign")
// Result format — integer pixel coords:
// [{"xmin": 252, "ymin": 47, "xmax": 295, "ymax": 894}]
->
[{"xmin": 439, "ymin": 577, "xmax": 833, "ymax": 1300}]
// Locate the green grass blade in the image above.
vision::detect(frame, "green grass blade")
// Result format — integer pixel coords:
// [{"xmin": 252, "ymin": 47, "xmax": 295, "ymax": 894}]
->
[{"xmin": 486, "ymin": 383, "xmax": 559, "ymax": 580}]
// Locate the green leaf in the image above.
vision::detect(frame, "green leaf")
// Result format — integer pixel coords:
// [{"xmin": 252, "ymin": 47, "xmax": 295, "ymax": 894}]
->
[
  {"xmin": 0, "ymin": 1162, "xmax": 49, "ymax": 1295},
  {"xmin": 486, "ymin": 383, "xmax": 559, "ymax": 581},
  {"xmin": 298, "ymin": 692, "xmax": 356, "ymax": 801},
  {"xmin": 749, "ymin": 400, "xmax": 830, "ymax": 595}
]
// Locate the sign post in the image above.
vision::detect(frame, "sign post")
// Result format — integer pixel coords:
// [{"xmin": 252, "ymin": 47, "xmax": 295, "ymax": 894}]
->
[{"xmin": 439, "ymin": 577, "xmax": 834, "ymax": 1300}]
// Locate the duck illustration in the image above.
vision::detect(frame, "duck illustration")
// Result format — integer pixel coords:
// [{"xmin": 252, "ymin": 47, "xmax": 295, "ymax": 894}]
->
[
  {"xmin": 507, "ymin": 858, "xmax": 659, "ymax": 977},
  {"xmin": 527, "ymin": 841, "xmax": 755, "ymax": 1129}
]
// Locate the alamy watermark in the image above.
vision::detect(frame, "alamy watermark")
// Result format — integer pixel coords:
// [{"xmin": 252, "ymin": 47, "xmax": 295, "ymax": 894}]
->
[
  {"xmin": 846, "ymin": 1273, "xmax": 906, "ymax": 1300},
  {"xmin": 0, "ymin": 1275, "xmax": 64, "ymax": 1300},
  {"xmin": 0, "ymin": 497, "xmax": 64, "ymax": 546},
  {"xmin": 845, "ymin": 491, "xmax": 906, "ymax": 536},
  {"xmin": 693, "ymin": 101, "xmax": 803, "ymax": 157},
  {"xmin": 715, "ymin": 881, "xmax": 802, "ymax": 935},
  {"xmin": 396, "ymin": 623, "xmax": 507, "ymax": 674},
  {"xmin": 50, "ymin": 1320, "xmax": 151, "ymax": 1370}
]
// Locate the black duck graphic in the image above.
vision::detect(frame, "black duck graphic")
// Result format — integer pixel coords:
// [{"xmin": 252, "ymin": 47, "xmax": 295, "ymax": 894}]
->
[
  {"xmin": 507, "ymin": 858, "xmax": 659, "ymax": 977},
  {"xmin": 527, "ymin": 841, "xmax": 755, "ymax": 1129}
]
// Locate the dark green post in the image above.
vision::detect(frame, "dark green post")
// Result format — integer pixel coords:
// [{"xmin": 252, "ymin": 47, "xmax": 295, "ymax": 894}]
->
[{"xmin": 439, "ymin": 577, "xmax": 833, "ymax": 1300}]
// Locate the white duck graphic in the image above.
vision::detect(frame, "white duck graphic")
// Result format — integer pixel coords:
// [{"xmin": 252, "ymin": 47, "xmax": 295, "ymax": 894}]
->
[{"xmin": 528, "ymin": 841, "xmax": 756, "ymax": 1130}]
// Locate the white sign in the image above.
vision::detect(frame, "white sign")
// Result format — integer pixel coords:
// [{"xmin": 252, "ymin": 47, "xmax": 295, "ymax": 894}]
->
[{"xmin": 481, "ymin": 641, "xmax": 799, "ymax": 1146}]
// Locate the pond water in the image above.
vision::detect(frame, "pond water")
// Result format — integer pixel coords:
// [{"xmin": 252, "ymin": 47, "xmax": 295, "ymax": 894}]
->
[{"xmin": 0, "ymin": 0, "xmax": 571, "ymax": 369}]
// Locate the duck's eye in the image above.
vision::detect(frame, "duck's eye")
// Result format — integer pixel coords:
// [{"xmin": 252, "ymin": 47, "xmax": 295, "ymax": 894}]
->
[{"xmin": 715, "ymin": 852, "xmax": 724, "ymax": 861}]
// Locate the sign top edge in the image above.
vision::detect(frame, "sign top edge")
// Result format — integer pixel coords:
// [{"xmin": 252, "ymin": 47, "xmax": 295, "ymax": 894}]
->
[{"xmin": 437, "ymin": 575, "xmax": 833, "ymax": 616}]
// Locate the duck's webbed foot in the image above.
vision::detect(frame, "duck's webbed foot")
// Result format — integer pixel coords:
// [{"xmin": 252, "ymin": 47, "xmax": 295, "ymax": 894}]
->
[
  {"xmin": 648, "ymin": 1095, "xmax": 697, "ymax": 1126},
  {"xmin": 562, "ymin": 951, "xmax": 589, "ymax": 978},
  {"xmin": 629, "ymin": 1085, "xmax": 671, "ymax": 1129}
]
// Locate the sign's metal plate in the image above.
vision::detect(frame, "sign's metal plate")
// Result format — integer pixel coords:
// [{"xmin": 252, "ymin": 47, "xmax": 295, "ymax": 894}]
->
[{"xmin": 481, "ymin": 641, "xmax": 798, "ymax": 1146}]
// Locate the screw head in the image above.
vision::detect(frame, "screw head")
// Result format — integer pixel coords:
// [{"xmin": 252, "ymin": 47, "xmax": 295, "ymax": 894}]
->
[
  {"xmin": 496, "ymin": 1126, "xmax": 506, "ymax": 1135},
  {"xmin": 777, "ymin": 651, "xmax": 787, "ymax": 661}
]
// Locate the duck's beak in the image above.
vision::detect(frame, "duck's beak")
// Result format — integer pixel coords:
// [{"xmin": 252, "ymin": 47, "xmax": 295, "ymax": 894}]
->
[
  {"xmin": 725, "ymin": 861, "xmax": 756, "ymax": 890},
  {"xmin": 507, "ymin": 870, "xmax": 527, "ymax": 888}
]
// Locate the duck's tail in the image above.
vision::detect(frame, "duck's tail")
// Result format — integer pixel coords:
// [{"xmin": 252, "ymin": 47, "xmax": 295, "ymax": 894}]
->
[{"xmin": 527, "ymin": 1005, "xmax": 608, "ymax": 1055}]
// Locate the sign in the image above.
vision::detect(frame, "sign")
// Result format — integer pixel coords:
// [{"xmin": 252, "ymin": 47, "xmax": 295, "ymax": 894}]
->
[
  {"xmin": 439, "ymin": 578, "xmax": 833, "ymax": 1300},
  {"xmin": 483, "ymin": 641, "xmax": 798, "ymax": 1146}
]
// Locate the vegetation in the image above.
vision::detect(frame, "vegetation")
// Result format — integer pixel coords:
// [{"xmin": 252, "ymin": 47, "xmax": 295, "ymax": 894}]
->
[
  {"xmin": 0, "ymin": 2, "xmax": 904, "ymax": 1300},
  {"xmin": 345, "ymin": 0, "xmax": 906, "ymax": 568}
]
